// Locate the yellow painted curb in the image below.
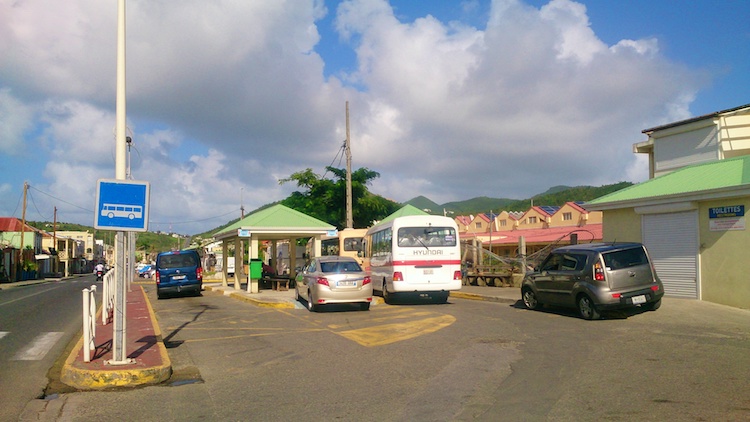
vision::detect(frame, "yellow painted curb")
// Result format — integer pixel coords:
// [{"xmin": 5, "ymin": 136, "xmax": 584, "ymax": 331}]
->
[
  {"xmin": 60, "ymin": 286, "xmax": 172, "ymax": 390},
  {"xmin": 450, "ymin": 291, "xmax": 518, "ymax": 303},
  {"xmin": 228, "ymin": 292, "xmax": 296, "ymax": 309}
]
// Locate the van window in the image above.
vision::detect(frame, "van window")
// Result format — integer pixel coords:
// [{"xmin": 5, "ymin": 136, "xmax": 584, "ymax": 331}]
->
[
  {"xmin": 158, "ymin": 253, "xmax": 198, "ymax": 269},
  {"xmin": 603, "ymin": 247, "xmax": 648, "ymax": 270}
]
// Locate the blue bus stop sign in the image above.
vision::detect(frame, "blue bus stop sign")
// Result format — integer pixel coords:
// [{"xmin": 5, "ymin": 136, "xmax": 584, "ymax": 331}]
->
[{"xmin": 94, "ymin": 179, "xmax": 150, "ymax": 231}]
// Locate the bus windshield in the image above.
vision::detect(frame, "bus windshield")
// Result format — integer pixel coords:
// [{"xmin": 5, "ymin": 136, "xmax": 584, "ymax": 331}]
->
[{"xmin": 396, "ymin": 227, "xmax": 456, "ymax": 248}]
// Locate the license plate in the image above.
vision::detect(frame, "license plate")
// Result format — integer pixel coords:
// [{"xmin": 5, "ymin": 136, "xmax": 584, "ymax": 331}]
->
[
  {"xmin": 337, "ymin": 281, "xmax": 356, "ymax": 287},
  {"xmin": 172, "ymin": 275, "xmax": 186, "ymax": 281},
  {"xmin": 423, "ymin": 269, "xmax": 433, "ymax": 275},
  {"xmin": 632, "ymin": 295, "xmax": 646, "ymax": 304}
]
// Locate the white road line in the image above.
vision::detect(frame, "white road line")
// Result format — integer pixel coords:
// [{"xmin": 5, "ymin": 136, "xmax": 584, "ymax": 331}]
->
[{"xmin": 11, "ymin": 332, "xmax": 65, "ymax": 361}]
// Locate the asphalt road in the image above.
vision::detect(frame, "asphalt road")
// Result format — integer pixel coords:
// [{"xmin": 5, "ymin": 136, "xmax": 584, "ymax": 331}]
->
[
  {"xmin": 0, "ymin": 276, "xmax": 99, "ymax": 422},
  {"xmin": 28, "ymin": 285, "xmax": 750, "ymax": 421}
]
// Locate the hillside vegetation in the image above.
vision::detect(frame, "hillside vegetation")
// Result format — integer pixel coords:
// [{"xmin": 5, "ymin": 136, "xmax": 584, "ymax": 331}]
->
[{"xmin": 405, "ymin": 182, "xmax": 633, "ymax": 215}]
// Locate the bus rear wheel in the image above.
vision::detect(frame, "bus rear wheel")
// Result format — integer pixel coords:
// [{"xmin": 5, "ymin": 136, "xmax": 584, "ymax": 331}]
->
[{"xmin": 382, "ymin": 282, "xmax": 394, "ymax": 304}]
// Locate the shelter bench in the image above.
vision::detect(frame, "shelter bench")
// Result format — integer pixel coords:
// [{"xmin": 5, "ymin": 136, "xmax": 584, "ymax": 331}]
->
[{"xmin": 262, "ymin": 275, "xmax": 291, "ymax": 291}]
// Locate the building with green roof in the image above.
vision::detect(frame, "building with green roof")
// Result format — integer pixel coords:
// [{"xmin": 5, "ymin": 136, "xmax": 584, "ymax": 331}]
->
[
  {"xmin": 211, "ymin": 204, "xmax": 335, "ymax": 291},
  {"xmin": 587, "ymin": 152, "xmax": 750, "ymax": 309}
]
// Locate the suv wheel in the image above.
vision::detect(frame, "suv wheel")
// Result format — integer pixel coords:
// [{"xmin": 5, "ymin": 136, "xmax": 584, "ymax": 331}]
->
[
  {"xmin": 577, "ymin": 295, "xmax": 601, "ymax": 320},
  {"xmin": 522, "ymin": 288, "xmax": 540, "ymax": 310}
]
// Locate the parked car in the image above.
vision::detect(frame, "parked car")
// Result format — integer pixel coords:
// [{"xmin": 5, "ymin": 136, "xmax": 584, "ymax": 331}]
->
[
  {"xmin": 521, "ymin": 242, "xmax": 664, "ymax": 320},
  {"xmin": 155, "ymin": 250, "xmax": 203, "ymax": 299},
  {"xmin": 295, "ymin": 256, "xmax": 372, "ymax": 311},
  {"xmin": 137, "ymin": 264, "xmax": 153, "ymax": 278}
]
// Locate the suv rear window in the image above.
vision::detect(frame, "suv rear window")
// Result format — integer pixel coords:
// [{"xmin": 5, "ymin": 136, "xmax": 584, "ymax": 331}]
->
[
  {"xmin": 158, "ymin": 253, "xmax": 198, "ymax": 269},
  {"xmin": 603, "ymin": 247, "xmax": 648, "ymax": 270}
]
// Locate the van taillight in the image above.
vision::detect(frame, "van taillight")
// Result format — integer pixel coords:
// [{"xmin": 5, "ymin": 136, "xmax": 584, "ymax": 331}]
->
[
  {"xmin": 453, "ymin": 271, "xmax": 462, "ymax": 280},
  {"xmin": 155, "ymin": 270, "xmax": 160, "ymax": 285},
  {"xmin": 363, "ymin": 276, "xmax": 371, "ymax": 285},
  {"xmin": 197, "ymin": 267, "xmax": 203, "ymax": 281},
  {"xmin": 393, "ymin": 272, "xmax": 403, "ymax": 281},
  {"xmin": 594, "ymin": 262, "xmax": 605, "ymax": 281}
]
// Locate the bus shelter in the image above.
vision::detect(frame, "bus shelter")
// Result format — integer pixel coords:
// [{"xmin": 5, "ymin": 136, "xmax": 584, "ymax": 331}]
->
[{"xmin": 212, "ymin": 204, "xmax": 336, "ymax": 292}]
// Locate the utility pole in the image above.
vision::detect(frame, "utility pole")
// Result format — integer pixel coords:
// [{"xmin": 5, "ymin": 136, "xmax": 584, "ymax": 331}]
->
[
  {"xmin": 53, "ymin": 206, "xmax": 57, "ymax": 275},
  {"xmin": 19, "ymin": 182, "xmax": 28, "ymax": 273},
  {"xmin": 345, "ymin": 101, "xmax": 353, "ymax": 229}
]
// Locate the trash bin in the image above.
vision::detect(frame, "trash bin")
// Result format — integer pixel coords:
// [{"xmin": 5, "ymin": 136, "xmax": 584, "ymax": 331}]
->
[{"xmin": 249, "ymin": 259, "xmax": 262, "ymax": 280}]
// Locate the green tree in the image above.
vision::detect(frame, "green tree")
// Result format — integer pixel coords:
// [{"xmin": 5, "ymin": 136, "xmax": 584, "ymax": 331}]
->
[{"xmin": 279, "ymin": 167, "xmax": 399, "ymax": 229}]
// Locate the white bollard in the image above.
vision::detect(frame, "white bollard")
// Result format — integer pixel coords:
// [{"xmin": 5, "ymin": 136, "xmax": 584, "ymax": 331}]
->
[{"xmin": 82, "ymin": 285, "xmax": 97, "ymax": 363}]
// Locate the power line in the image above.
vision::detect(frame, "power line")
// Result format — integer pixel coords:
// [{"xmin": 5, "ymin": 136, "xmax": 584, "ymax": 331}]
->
[
  {"xmin": 321, "ymin": 140, "xmax": 346, "ymax": 179},
  {"xmin": 27, "ymin": 189, "xmax": 53, "ymax": 220},
  {"xmin": 28, "ymin": 185, "xmax": 94, "ymax": 213},
  {"xmin": 150, "ymin": 207, "xmax": 241, "ymax": 226}
]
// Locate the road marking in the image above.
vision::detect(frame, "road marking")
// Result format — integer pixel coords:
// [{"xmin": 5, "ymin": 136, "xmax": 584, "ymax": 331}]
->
[
  {"xmin": 337, "ymin": 314, "xmax": 456, "ymax": 347},
  {"xmin": 11, "ymin": 332, "xmax": 65, "ymax": 361}
]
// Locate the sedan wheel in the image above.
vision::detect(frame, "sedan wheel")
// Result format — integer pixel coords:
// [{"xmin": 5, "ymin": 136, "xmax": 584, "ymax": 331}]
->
[
  {"xmin": 522, "ymin": 288, "xmax": 540, "ymax": 310},
  {"xmin": 307, "ymin": 291, "xmax": 316, "ymax": 312},
  {"xmin": 577, "ymin": 295, "xmax": 601, "ymax": 320}
]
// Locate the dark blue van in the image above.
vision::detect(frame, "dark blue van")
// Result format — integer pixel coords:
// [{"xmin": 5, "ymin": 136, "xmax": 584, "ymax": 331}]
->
[{"xmin": 155, "ymin": 250, "xmax": 203, "ymax": 299}]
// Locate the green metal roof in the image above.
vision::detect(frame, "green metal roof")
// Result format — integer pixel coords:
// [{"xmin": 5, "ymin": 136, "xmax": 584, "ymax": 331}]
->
[
  {"xmin": 213, "ymin": 204, "xmax": 335, "ymax": 239},
  {"xmin": 377, "ymin": 204, "xmax": 430, "ymax": 224},
  {"xmin": 587, "ymin": 155, "xmax": 750, "ymax": 208}
]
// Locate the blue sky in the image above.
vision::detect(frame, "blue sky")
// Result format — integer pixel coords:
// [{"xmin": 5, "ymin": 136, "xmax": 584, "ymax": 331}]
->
[{"xmin": 1, "ymin": 0, "xmax": 748, "ymax": 234}]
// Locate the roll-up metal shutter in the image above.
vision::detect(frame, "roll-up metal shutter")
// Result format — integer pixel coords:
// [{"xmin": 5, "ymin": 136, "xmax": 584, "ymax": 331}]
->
[{"xmin": 642, "ymin": 211, "xmax": 698, "ymax": 298}]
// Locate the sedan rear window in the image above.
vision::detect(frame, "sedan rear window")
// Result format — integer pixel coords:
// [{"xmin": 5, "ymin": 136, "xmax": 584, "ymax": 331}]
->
[
  {"xmin": 603, "ymin": 247, "xmax": 648, "ymax": 270},
  {"xmin": 320, "ymin": 261, "xmax": 362, "ymax": 273}
]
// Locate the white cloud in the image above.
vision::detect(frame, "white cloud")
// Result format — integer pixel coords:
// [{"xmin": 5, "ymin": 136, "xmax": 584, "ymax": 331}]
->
[
  {"xmin": 0, "ymin": 0, "xmax": 707, "ymax": 233},
  {"xmin": 0, "ymin": 89, "xmax": 33, "ymax": 154}
]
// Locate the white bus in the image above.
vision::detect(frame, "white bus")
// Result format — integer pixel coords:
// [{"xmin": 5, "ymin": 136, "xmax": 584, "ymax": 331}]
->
[
  {"xmin": 100, "ymin": 203, "xmax": 143, "ymax": 220},
  {"xmin": 364, "ymin": 215, "xmax": 462, "ymax": 304},
  {"xmin": 320, "ymin": 228, "xmax": 367, "ymax": 265}
]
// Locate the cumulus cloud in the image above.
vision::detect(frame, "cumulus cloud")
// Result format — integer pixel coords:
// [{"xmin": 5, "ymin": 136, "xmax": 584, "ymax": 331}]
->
[
  {"xmin": 0, "ymin": 89, "xmax": 33, "ymax": 154},
  {"xmin": 0, "ymin": 0, "xmax": 706, "ymax": 232}
]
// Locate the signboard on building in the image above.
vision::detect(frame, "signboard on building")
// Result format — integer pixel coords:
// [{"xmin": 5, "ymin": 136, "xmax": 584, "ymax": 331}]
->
[
  {"xmin": 94, "ymin": 179, "xmax": 150, "ymax": 232},
  {"xmin": 708, "ymin": 205, "xmax": 745, "ymax": 231}
]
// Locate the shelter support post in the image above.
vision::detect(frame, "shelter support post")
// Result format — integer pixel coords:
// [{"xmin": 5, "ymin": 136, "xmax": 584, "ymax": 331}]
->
[
  {"xmin": 233, "ymin": 237, "xmax": 242, "ymax": 290},
  {"xmin": 221, "ymin": 241, "xmax": 228, "ymax": 287},
  {"xmin": 247, "ymin": 237, "xmax": 259, "ymax": 293}
]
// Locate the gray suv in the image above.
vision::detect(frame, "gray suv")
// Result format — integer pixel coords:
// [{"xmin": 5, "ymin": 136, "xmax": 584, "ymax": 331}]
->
[{"xmin": 521, "ymin": 242, "xmax": 664, "ymax": 320}]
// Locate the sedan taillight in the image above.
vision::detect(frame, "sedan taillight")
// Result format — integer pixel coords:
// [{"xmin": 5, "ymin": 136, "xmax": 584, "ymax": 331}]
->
[
  {"xmin": 317, "ymin": 277, "xmax": 329, "ymax": 286},
  {"xmin": 363, "ymin": 276, "xmax": 371, "ymax": 285}
]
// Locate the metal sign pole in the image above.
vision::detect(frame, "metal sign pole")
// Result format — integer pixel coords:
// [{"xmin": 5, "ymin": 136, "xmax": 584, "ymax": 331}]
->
[{"xmin": 106, "ymin": 0, "xmax": 134, "ymax": 366}]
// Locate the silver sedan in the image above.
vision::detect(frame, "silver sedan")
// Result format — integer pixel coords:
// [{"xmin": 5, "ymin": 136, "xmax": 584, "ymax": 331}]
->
[{"xmin": 295, "ymin": 256, "xmax": 373, "ymax": 311}]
